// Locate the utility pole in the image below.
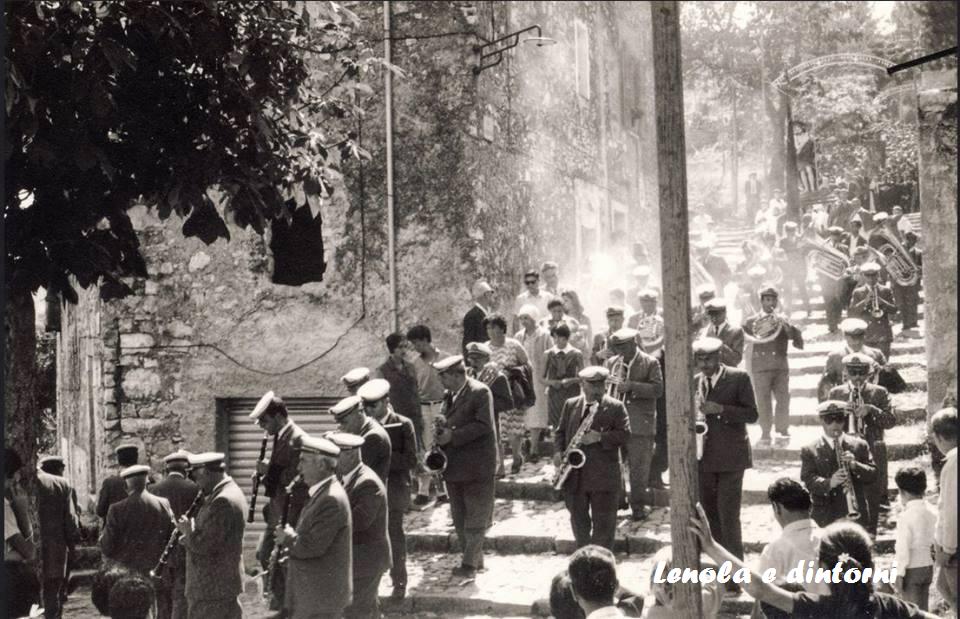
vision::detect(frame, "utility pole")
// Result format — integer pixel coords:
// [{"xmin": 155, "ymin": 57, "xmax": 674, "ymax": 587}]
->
[{"xmin": 650, "ymin": 2, "xmax": 702, "ymax": 616}]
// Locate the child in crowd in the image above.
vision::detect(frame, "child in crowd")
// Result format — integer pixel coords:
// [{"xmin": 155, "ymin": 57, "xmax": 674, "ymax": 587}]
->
[
  {"xmin": 930, "ymin": 407, "xmax": 958, "ymax": 613},
  {"xmin": 892, "ymin": 467, "xmax": 936, "ymax": 611}
]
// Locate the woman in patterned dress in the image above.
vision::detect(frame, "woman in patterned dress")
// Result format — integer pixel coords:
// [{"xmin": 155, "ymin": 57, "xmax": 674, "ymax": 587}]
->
[
  {"xmin": 484, "ymin": 313, "xmax": 531, "ymax": 475},
  {"xmin": 543, "ymin": 323, "xmax": 585, "ymax": 430}
]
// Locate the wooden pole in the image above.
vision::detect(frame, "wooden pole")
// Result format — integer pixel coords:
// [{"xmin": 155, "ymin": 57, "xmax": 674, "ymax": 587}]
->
[{"xmin": 649, "ymin": 3, "xmax": 702, "ymax": 616}]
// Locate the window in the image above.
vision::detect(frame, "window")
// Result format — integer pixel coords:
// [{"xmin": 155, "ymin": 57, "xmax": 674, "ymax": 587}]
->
[
  {"xmin": 574, "ymin": 20, "xmax": 591, "ymax": 100},
  {"xmin": 269, "ymin": 207, "xmax": 327, "ymax": 286}
]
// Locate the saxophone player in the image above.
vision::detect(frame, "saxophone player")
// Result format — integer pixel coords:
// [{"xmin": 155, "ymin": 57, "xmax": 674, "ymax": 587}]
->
[
  {"xmin": 554, "ymin": 367, "xmax": 630, "ymax": 551},
  {"xmin": 828, "ymin": 353, "xmax": 897, "ymax": 535},
  {"xmin": 800, "ymin": 401, "xmax": 875, "ymax": 530},
  {"xmin": 848, "ymin": 262, "xmax": 897, "ymax": 358}
]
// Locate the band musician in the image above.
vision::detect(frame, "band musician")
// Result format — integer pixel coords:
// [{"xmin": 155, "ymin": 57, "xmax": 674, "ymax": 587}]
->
[
  {"xmin": 330, "ymin": 395, "xmax": 392, "ymax": 484},
  {"xmin": 848, "ymin": 262, "xmax": 897, "ymax": 358},
  {"xmin": 817, "ymin": 318, "xmax": 886, "ymax": 401},
  {"xmin": 701, "ymin": 298, "xmax": 744, "ymax": 367},
  {"xmin": 150, "ymin": 450, "xmax": 200, "ymax": 619}
]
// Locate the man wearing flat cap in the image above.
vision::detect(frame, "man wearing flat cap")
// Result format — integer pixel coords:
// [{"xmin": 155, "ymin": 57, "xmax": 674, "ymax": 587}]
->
[
  {"xmin": 800, "ymin": 401, "xmax": 875, "ymax": 529},
  {"xmin": 775, "ymin": 221, "xmax": 811, "ymax": 316},
  {"xmin": 97, "ymin": 444, "xmax": 141, "ymax": 521},
  {"xmin": 150, "ymin": 450, "xmax": 200, "ymax": 619},
  {"xmin": 848, "ymin": 262, "xmax": 897, "ymax": 358},
  {"xmin": 828, "ymin": 353, "xmax": 896, "ymax": 534},
  {"xmin": 358, "ymin": 378, "xmax": 418, "ymax": 599},
  {"xmin": 177, "ymin": 453, "xmax": 246, "ymax": 618},
  {"xmin": 463, "ymin": 280, "xmax": 495, "ymax": 354},
  {"xmin": 554, "ymin": 366, "xmax": 630, "ymax": 550},
  {"xmin": 100, "ymin": 464, "xmax": 175, "ymax": 576},
  {"xmin": 743, "ymin": 286, "xmax": 804, "ymax": 446},
  {"xmin": 36, "ymin": 455, "xmax": 80, "ymax": 619},
  {"xmin": 276, "ymin": 435, "xmax": 352, "ymax": 619},
  {"xmin": 702, "ymin": 298, "xmax": 744, "ymax": 368},
  {"xmin": 465, "ymin": 342, "xmax": 516, "ymax": 477},
  {"xmin": 331, "ymin": 395, "xmax": 392, "ymax": 485},
  {"xmin": 591, "ymin": 306, "xmax": 626, "ymax": 366},
  {"xmin": 690, "ymin": 285, "xmax": 717, "ymax": 335},
  {"xmin": 817, "ymin": 318, "xmax": 887, "ymax": 401},
  {"xmin": 250, "ymin": 391, "xmax": 308, "ymax": 606},
  {"xmin": 693, "ymin": 337, "xmax": 758, "ymax": 591},
  {"xmin": 327, "ymin": 432, "xmax": 391, "ymax": 618},
  {"xmin": 432, "ymin": 355, "xmax": 498, "ymax": 578},
  {"xmin": 341, "ymin": 368, "xmax": 371, "ymax": 395},
  {"xmin": 604, "ymin": 328, "xmax": 662, "ymax": 521}
]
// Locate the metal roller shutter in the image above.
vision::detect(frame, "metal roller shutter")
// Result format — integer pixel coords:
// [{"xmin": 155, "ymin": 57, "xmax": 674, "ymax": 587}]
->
[{"xmin": 223, "ymin": 396, "xmax": 341, "ymax": 556}]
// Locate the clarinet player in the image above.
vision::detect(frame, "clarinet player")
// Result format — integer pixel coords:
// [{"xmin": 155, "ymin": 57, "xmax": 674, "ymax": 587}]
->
[{"xmin": 554, "ymin": 366, "xmax": 630, "ymax": 551}]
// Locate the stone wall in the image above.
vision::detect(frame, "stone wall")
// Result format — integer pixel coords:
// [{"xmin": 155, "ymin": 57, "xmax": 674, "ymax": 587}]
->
[{"xmin": 917, "ymin": 69, "xmax": 957, "ymax": 416}]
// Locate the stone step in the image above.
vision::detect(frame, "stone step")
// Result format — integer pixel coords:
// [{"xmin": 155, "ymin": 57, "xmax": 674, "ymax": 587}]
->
[
  {"xmin": 784, "ymin": 369, "xmax": 925, "ymax": 399},
  {"xmin": 73, "ymin": 545, "xmax": 102, "ymax": 570},
  {"xmin": 789, "ymin": 337, "xmax": 925, "ymax": 359},
  {"xmin": 788, "ymin": 353, "xmax": 925, "ymax": 376},
  {"xmin": 68, "ymin": 567, "xmax": 98, "ymax": 589},
  {"xmin": 404, "ymin": 500, "xmax": 901, "ymax": 557}
]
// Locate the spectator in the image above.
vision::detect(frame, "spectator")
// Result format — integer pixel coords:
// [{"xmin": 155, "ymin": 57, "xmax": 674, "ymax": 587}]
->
[
  {"xmin": 931, "ymin": 407, "xmax": 958, "ymax": 613},
  {"xmin": 893, "ymin": 467, "xmax": 936, "ymax": 611},
  {"xmin": 5, "ymin": 448, "xmax": 40, "ymax": 618},
  {"xmin": 548, "ymin": 569, "xmax": 642, "ymax": 619},
  {"xmin": 512, "ymin": 270, "xmax": 555, "ymax": 333},
  {"xmin": 92, "ymin": 566, "xmax": 130, "ymax": 615},
  {"xmin": 542, "ymin": 261, "xmax": 561, "ymax": 296},
  {"xmin": 108, "ymin": 574, "xmax": 156, "ymax": 619},
  {"xmin": 463, "ymin": 280, "xmax": 494, "ymax": 353},
  {"xmin": 567, "ymin": 545, "xmax": 623, "ymax": 617},
  {"xmin": 645, "ymin": 546, "xmax": 723, "ymax": 618}
]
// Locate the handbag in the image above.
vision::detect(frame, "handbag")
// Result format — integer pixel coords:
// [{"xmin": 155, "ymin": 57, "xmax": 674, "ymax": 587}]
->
[{"xmin": 505, "ymin": 364, "xmax": 536, "ymax": 408}]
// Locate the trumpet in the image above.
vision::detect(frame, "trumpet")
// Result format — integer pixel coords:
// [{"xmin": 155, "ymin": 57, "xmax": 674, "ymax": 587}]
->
[
  {"xmin": 264, "ymin": 474, "xmax": 302, "ymax": 603},
  {"xmin": 552, "ymin": 401, "xmax": 600, "ymax": 490},
  {"xmin": 695, "ymin": 380, "xmax": 709, "ymax": 461},
  {"xmin": 835, "ymin": 437, "xmax": 861, "ymax": 521},
  {"xmin": 423, "ymin": 415, "xmax": 448, "ymax": 474},
  {"xmin": 869, "ymin": 286, "xmax": 884, "ymax": 319},
  {"xmin": 605, "ymin": 355, "xmax": 629, "ymax": 402},
  {"xmin": 150, "ymin": 490, "xmax": 204, "ymax": 580},
  {"xmin": 847, "ymin": 384, "xmax": 864, "ymax": 436}
]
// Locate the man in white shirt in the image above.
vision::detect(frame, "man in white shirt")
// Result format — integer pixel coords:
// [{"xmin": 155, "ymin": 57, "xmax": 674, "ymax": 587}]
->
[
  {"xmin": 513, "ymin": 269, "xmax": 555, "ymax": 333},
  {"xmin": 931, "ymin": 407, "xmax": 958, "ymax": 612},
  {"xmin": 568, "ymin": 545, "xmax": 625, "ymax": 618},
  {"xmin": 892, "ymin": 467, "xmax": 937, "ymax": 610}
]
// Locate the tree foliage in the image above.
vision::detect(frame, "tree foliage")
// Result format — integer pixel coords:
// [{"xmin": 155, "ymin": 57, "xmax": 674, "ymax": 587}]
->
[{"xmin": 5, "ymin": 0, "xmax": 379, "ymax": 304}]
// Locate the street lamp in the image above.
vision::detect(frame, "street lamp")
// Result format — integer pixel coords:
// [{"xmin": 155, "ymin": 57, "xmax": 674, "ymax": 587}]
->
[{"xmin": 473, "ymin": 24, "xmax": 556, "ymax": 74}]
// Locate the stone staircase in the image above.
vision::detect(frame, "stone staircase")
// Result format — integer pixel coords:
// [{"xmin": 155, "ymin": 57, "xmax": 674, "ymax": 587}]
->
[{"xmin": 64, "ymin": 220, "xmax": 936, "ymax": 618}]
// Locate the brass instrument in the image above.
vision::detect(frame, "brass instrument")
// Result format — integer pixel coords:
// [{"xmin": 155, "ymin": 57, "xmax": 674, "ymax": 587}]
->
[
  {"xmin": 552, "ymin": 400, "xmax": 601, "ymax": 490},
  {"xmin": 423, "ymin": 415, "xmax": 448, "ymax": 474},
  {"xmin": 872, "ymin": 227, "xmax": 920, "ymax": 286},
  {"xmin": 471, "ymin": 362, "xmax": 499, "ymax": 386},
  {"xmin": 695, "ymin": 378, "xmax": 709, "ymax": 461},
  {"xmin": 847, "ymin": 384, "xmax": 865, "ymax": 436},
  {"xmin": 605, "ymin": 355, "xmax": 629, "ymax": 402},
  {"xmin": 636, "ymin": 314, "xmax": 664, "ymax": 353},
  {"xmin": 744, "ymin": 312, "xmax": 784, "ymax": 344},
  {"xmin": 150, "ymin": 490, "xmax": 204, "ymax": 580},
  {"xmin": 800, "ymin": 233, "xmax": 849, "ymax": 281},
  {"xmin": 248, "ymin": 433, "xmax": 269, "ymax": 523},
  {"xmin": 869, "ymin": 286, "xmax": 884, "ymax": 319},
  {"xmin": 834, "ymin": 437, "xmax": 861, "ymax": 521},
  {"xmin": 264, "ymin": 474, "xmax": 303, "ymax": 603}
]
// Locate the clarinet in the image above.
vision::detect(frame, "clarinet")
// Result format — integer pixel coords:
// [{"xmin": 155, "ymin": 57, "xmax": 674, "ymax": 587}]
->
[
  {"xmin": 149, "ymin": 490, "xmax": 204, "ymax": 580},
  {"xmin": 248, "ymin": 433, "xmax": 269, "ymax": 523},
  {"xmin": 264, "ymin": 474, "xmax": 302, "ymax": 602}
]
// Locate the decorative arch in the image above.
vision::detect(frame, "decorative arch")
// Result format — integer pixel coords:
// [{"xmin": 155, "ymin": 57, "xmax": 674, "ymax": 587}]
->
[{"xmin": 772, "ymin": 53, "xmax": 896, "ymax": 92}]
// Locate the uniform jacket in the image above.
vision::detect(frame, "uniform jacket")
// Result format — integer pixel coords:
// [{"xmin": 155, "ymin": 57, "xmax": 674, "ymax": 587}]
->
[
  {"xmin": 743, "ymin": 312, "xmax": 804, "ymax": 372},
  {"xmin": 695, "ymin": 366, "xmax": 759, "ymax": 472},
  {"xmin": 800, "ymin": 434, "xmax": 876, "ymax": 529},
  {"xmin": 360, "ymin": 416, "xmax": 392, "ymax": 484},
  {"xmin": 96, "ymin": 475, "xmax": 128, "ymax": 520},
  {"xmin": 604, "ymin": 349, "xmax": 662, "ymax": 435},
  {"xmin": 818, "ymin": 345, "xmax": 886, "ymax": 400},
  {"xmin": 462, "ymin": 304, "xmax": 488, "ymax": 353},
  {"xmin": 99, "ymin": 489, "xmax": 174, "ymax": 574},
  {"xmin": 827, "ymin": 383, "xmax": 896, "ymax": 446},
  {"xmin": 376, "ymin": 357, "xmax": 422, "ymax": 423},
  {"xmin": 439, "ymin": 377, "xmax": 498, "ymax": 483},
  {"xmin": 703, "ymin": 322, "xmax": 745, "ymax": 368},
  {"xmin": 555, "ymin": 394, "xmax": 630, "ymax": 493},
  {"xmin": 183, "ymin": 477, "xmax": 246, "ymax": 603},
  {"xmin": 849, "ymin": 284, "xmax": 896, "ymax": 343},
  {"xmin": 343, "ymin": 464, "xmax": 391, "ymax": 580},
  {"xmin": 265, "ymin": 421, "xmax": 309, "ymax": 528},
  {"xmin": 150, "ymin": 473, "xmax": 200, "ymax": 518},
  {"xmin": 381, "ymin": 408, "xmax": 418, "ymax": 511},
  {"xmin": 36, "ymin": 472, "xmax": 80, "ymax": 579},
  {"xmin": 285, "ymin": 476, "xmax": 353, "ymax": 617}
]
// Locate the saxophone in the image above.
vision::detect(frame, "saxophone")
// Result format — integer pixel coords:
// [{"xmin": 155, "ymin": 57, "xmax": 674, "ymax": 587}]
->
[
  {"xmin": 847, "ymin": 384, "xmax": 864, "ymax": 436},
  {"xmin": 552, "ymin": 401, "xmax": 600, "ymax": 490},
  {"xmin": 834, "ymin": 437, "xmax": 861, "ymax": 521},
  {"xmin": 695, "ymin": 378, "xmax": 709, "ymax": 461}
]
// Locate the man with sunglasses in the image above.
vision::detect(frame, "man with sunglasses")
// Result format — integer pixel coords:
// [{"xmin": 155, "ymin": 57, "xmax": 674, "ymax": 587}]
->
[
  {"xmin": 512, "ymin": 269, "xmax": 555, "ymax": 334},
  {"xmin": 800, "ymin": 400, "xmax": 876, "ymax": 530}
]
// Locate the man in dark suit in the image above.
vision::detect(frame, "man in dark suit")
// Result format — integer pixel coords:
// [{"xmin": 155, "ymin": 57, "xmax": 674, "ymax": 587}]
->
[
  {"xmin": 358, "ymin": 378, "xmax": 418, "ymax": 600},
  {"xmin": 848, "ymin": 262, "xmax": 897, "ymax": 358},
  {"xmin": 591, "ymin": 306, "xmax": 626, "ymax": 366},
  {"xmin": 275, "ymin": 435, "xmax": 352, "ymax": 619},
  {"xmin": 604, "ymin": 329, "xmax": 662, "ymax": 521},
  {"xmin": 693, "ymin": 337, "xmax": 758, "ymax": 593},
  {"xmin": 555, "ymin": 366, "xmax": 630, "ymax": 550},
  {"xmin": 177, "ymin": 452, "xmax": 246, "ymax": 619},
  {"xmin": 96, "ymin": 444, "xmax": 140, "ymax": 521},
  {"xmin": 332, "ymin": 395, "xmax": 392, "ymax": 484},
  {"xmin": 743, "ymin": 286, "xmax": 804, "ymax": 446},
  {"xmin": 817, "ymin": 318, "xmax": 886, "ymax": 401},
  {"xmin": 150, "ymin": 450, "xmax": 200, "ymax": 619},
  {"xmin": 99, "ymin": 465, "xmax": 175, "ymax": 575},
  {"xmin": 36, "ymin": 456, "xmax": 80, "ymax": 619},
  {"xmin": 828, "ymin": 353, "xmax": 897, "ymax": 534},
  {"xmin": 702, "ymin": 298, "xmax": 744, "ymax": 367},
  {"xmin": 249, "ymin": 391, "xmax": 308, "ymax": 608},
  {"xmin": 433, "ymin": 355, "xmax": 498, "ymax": 578},
  {"xmin": 800, "ymin": 401, "xmax": 876, "ymax": 530},
  {"xmin": 462, "ymin": 280, "xmax": 494, "ymax": 353},
  {"xmin": 821, "ymin": 226, "xmax": 851, "ymax": 333},
  {"xmin": 328, "ymin": 433, "xmax": 391, "ymax": 619}
]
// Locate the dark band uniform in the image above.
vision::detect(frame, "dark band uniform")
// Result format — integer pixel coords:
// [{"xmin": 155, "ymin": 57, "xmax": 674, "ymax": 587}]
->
[
  {"xmin": 816, "ymin": 318, "xmax": 886, "ymax": 401},
  {"xmin": 36, "ymin": 459, "xmax": 81, "ymax": 619},
  {"xmin": 151, "ymin": 451, "xmax": 201, "ymax": 619},
  {"xmin": 694, "ymin": 338, "xmax": 758, "ymax": 561},
  {"xmin": 847, "ymin": 262, "xmax": 897, "ymax": 358},
  {"xmin": 182, "ymin": 453, "xmax": 246, "ymax": 619},
  {"xmin": 329, "ymin": 433, "xmax": 391, "ymax": 619},
  {"xmin": 96, "ymin": 444, "xmax": 141, "ymax": 520},
  {"xmin": 359, "ymin": 379, "xmax": 418, "ymax": 593},
  {"xmin": 800, "ymin": 403, "xmax": 876, "ymax": 530},
  {"xmin": 99, "ymin": 465, "xmax": 174, "ymax": 575},
  {"xmin": 433, "ymin": 355, "xmax": 498, "ymax": 571},
  {"xmin": 555, "ymin": 366, "xmax": 630, "ymax": 551},
  {"xmin": 283, "ymin": 436, "xmax": 353, "ymax": 619},
  {"xmin": 332, "ymin": 395, "xmax": 392, "ymax": 485},
  {"xmin": 591, "ymin": 307, "xmax": 625, "ymax": 366},
  {"xmin": 702, "ymin": 299, "xmax": 745, "ymax": 367}
]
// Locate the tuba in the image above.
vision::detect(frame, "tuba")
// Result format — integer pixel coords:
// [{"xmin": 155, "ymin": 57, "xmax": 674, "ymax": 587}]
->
[
  {"xmin": 636, "ymin": 314, "xmax": 664, "ymax": 354},
  {"xmin": 800, "ymin": 233, "xmax": 849, "ymax": 281},
  {"xmin": 872, "ymin": 228, "xmax": 920, "ymax": 286}
]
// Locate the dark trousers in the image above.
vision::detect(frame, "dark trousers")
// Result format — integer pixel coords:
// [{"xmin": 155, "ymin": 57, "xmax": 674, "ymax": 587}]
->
[
  {"xmin": 5, "ymin": 561, "xmax": 40, "ymax": 617},
  {"xmin": 894, "ymin": 283, "xmax": 920, "ymax": 328},
  {"xmin": 344, "ymin": 573, "xmax": 383, "ymax": 619},
  {"xmin": 152, "ymin": 580, "xmax": 173, "ymax": 619},
  {"xmin": 447, "ymin": 478, "xmax": 495, "ymax": 569},
  {"xmin": 42, "ymin": 577, "xmax": 66, "ymax": 619},
  {"xmin": 699, "ymin": 470, "xmax": 745, "ymax": 559},
  {"xmin": 866, "ymin": 337, "xmax": 892, "ymax": 359},
  {"xmin": 650, "ymin": 392, "xmax": 668, "ymax": 484},
  {"xmin": 171, "ymin": 566, "xmax": 188, "ymax": 619},
  {"xmin": 821, "ymin": 279, "xmax": 844, "ymax": 331},
  {"xmin": 863, "ymin": 440, "xmax": 887, "ymax": 534},
  {"xmin": 388, "ymin": 509, "xmax": 407, "ymax": 587},
  {"xmin": 625, "ymin": 435, "xmax": 655, "ymax": 510},
  {"xmin": 753, "ymin": 370, "xmax": 790, "ymax": 436},
  {"xmin": 564, "ymin": 489, "xmax": 619, "ymax": 551},
  {"xmin": 187, "ymin": 597, "xmax": 243, "ymax": 619},
  {"xmin": 902, "ymin": 565, "xmax": 933, "ymax": 611}
]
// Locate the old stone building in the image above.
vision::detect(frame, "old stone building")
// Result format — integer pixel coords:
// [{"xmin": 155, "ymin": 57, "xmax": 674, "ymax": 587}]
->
[{"xmin": 56, "ymin": 0, "xmax": 660, "ymax": 530}]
